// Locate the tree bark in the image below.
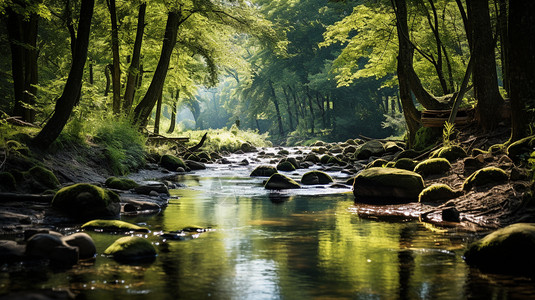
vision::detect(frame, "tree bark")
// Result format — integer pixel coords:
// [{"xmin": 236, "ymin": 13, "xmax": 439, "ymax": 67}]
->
[
  {"xmin": 32, "ymin": 0, "xmax": 94, "ymax": 149},
  {"xmin": 467, "ymin": 0, "xmax": 504, "ymax": 131},
  {"xmin": 107, "ymin": 0, "xmax": 121, "ymax": 115},
  {"xmin": 123, "ymin": 2, "xmax": 146, "ymax": 115},
  {"xmin": 268, "ymin": 81, "xmax": 284, "ymax": 136},
  {"xmin": 497, "ymin": 0, "xmax": 509, "ymax": 97},
  {"xmin": 167, "ymin": 89, "xmax": 179, "ymax": 134},
  {"xmin": 132, "ymin": 10, "xmax": 181, "ymax": 127},
  {"xmin": 305, "ymin": 87, "xmax": 315, "ymax": 134},
  {"xmin": 508, "ymin": 0, "xmax": 535, "ymax": 141},
  {"xmin": 154, "ymin": 92, "xmax": 163, "ymax": 134},
  {"xmin": 282, "ymin": 86, "xmax": 294, "ymax": 131}
]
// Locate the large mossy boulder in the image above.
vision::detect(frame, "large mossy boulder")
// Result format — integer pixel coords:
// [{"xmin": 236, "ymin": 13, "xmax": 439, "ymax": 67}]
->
[
  {"xmin": 160, "ymin": 154, "xmax": 187, "ymax": 171},
  {"xmin": 51, "ymin": 183, "xmax": 120, "ymax": 220},
  {"xmin": 418, "ymin": 184, "xmax": 460, "ymax": 202},
  {"xmin": 431, "ymin": 145, "xmax": 467, "ymax": 162},
  {"xmin": 353, "ymin": 167, "xmax": 425, "ymax": 203},
  {"xmin": 105, "ymin": 177, "xmax": 139, "ymax": 190},
  {"xmin": 104, "ymin": 236, "xmax": 156, "ymax": 262},
  {"xmin": 507, "ymin": 135, "xmax": 535, "ymax": 163},
  {"xmin": 462, "ymin": 167, "xmax": 509, "ymax": 191},
  {"xmin": 464, "ymin": 223, "xmax": 535, "ymax": 276},
  {"xmin": 277, "ymin": 161, "xmax": 296, "ymax": 172},
  {"xmin": 354, "ymin": 140, "xmax": 385, "ymax": 160},
  {"xmin": 394, "ymin": 158, "xmax": 417, "ymax": 171},
  {"xmin": 264, "ymin": 173, "xmax": 300, "ymax": 190},
  {"xmin": 82, "ymin": 219, "xmax": 149, "ymax": 232},
  {"xmin": 250, "ymin": 165, "xmax": 277, "ymax": 177},
  {"xmin": 414, "ymin": 158, "xmax": 452, "ymax": 177},
  {"xmin": 26, "ymin": 166, "xmax": 60, "ymax": 192},
  {"xmin": 301, "ymin": 171, "xmax": 333, "ymax": 185}
]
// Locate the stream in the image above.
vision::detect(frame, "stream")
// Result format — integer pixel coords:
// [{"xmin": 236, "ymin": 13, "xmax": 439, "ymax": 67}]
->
[{"xmin": 2, "ymin": 148, "xmax": 535, "ymax": 299}]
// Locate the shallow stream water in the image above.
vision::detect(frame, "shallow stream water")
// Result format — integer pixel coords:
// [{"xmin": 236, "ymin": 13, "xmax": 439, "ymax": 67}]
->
[{"xmin": 2, "ymin": 149, "xmax": 535, "ymax": 299}]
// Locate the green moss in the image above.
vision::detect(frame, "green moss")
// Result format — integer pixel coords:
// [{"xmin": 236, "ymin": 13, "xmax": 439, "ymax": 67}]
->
[
  {"xmin": 395, "ymin": 149, "xmax": 421, "ymax": 159},
  {"xmin": 280, "ymin": 157, "xmax": 299, "ymax": 169},
  {"xmin": 354, "ymin": 140, "xmax": 385, "ymax": 160},
  {"xmin": 366, "ymin": 159, "xmax": 388, "ymax": 169},
  {"xmin": 393, "ymin": 158, "xmax": 417, "ymax": 171},
  {"xmin": 160, "ymin": 154, "xmax": 186, "ymax": 171},
  {"xmin": 0, "ymin": 172, "xmax": 16, "ymax": 192},
  {"xmin": 462, "ymin": 167, "xmax": 509, "ymax": 191},
  {"xmin": 276, "ymin": 161, "xmax": 296, "ymax": 171},
  {"xmin": 464, "ymin": 223, "xmax": 535, "ymax": 276},
  {"xmin": 301, "ymin": 171, "xmax": 333, "ymax": 185},
  {"xmin": 327, "ymin": 156, "xmax": 345, "ymax": 166},
  {"xmin": 353, "ymin": 167, "xmax": 425, "ymax": 201},
  {"xmin": 431, "ymin": 145, "xmax": 467, "ymax": 162},
  {"xmin": 489, "ymin": 143, "xmax": 507, "ymax": 155},
  {"xmin": 264, "ymin": 173, "xmax": 300, "ymax": 190},
  {"xmin": 105, "ymin": 177, "xmax": 139, "ymax": 190},
  {"xmin": 471, "ymin": 148, "xmax": 488, "ymax": 156},
  {"xmin": 385, "ymin": 161, "xmax": 395, "ymax": 168},
  {"xmin": 320, "ymin": 155, "xmax": 333, "ymax": 164},
  {"xmin": 104, "ymin": 236, "xmax": 156, "ymax": 261},
  {"xmin": 413, "ymin": 127, "xmax": 441, "ymax": 151},
  {"xmin": 507, "ymin": 135, "xmax": 535, "ymax": 163},
  {"xmin": 82, "ymin": 219, "xmax": 149, "ymax": 232},
  {"xmin": 418, "ymin": 184, "xmax": 460, "ymax": 202},
  {"xmin": 27, "ymin": 166, "xmax": 60, "ymax": 190},
  {"xmin": 51, "ymin": 183, "xmax": 120, "ymax": 219},
  {"xmin": 414, "ymin": 158, "xmax": 452, "ymax": 176},
  {"xmin": 250, "ymin": 165, "xmax": 277, "ymax": 177}
]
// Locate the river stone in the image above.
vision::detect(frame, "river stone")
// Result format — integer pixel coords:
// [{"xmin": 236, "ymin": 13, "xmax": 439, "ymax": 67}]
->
[
  {"xmin": 353, "ymin": 167, "xmax": 425, "ymax": 203},
  {"xmin": 62, "ymin": 232, "xmax": 96, "ymax": 259},
  {"xmin": 464, "ymin": 223, "xmax": 535, "ymax": 276},
  {"xmin": 277, "ymin": 161, "xmax": 296, "ymax": 172},
  {"xmin": 160, "ymin": 154, "xmax": 187, "ymax": 171},
  {"xmin": 134, "ymin": 181, "xmax": 169, "ymax": 195},
  {"xmin": 395, "ymin": 149, "xmax": 420, "ymax": 159},
  {"xmin": 51, "ymin": 183, "xmax": 120, "ymax": 220},
  {"xmin": 418, "ymin": 184, "xmax": 460, "ymax": 203},
  {"xmin": 0, "ymin": 240, "xmax": 25, "ymax": 262},
  {"xmin": 82, "ymin": 219, "xmax": 149, "ymax": 233},
  {"xmin": 384, "ymin": 141, "xmax": 404, "ymax": 153},
  {"xmin": 26, "ymin": 166, "xmax": 60, "ymax": 192},
  {"xmin": 250, "ymin": 165, "xmax": 277, "ymax": 177},
  {"xmin": 105, "ymin": 177, "xmax": 139, "ymax": 190},
  {"xmin": 301, "ymin": 171, "xmax": 333, "ymax": 185},
  {"xmin": 431, "ymin": 145, "xmax": 467, "ymax": 162},
  {"xmin": 264, "ymin": 173, "xmax": 300, "ymax": 190},
  {"xmin": 462, "ymin": 167, "xmax": 509, "ymax": 191},
  {"xmin": 354, "ymin": 140, "xmax": 385, "ymax": 160},
  {"xmin": 414, "ymin": 158, "xmax": 452, "ymax": 177},
  {"xmin": 104, "ymin": 236, "xmax": 156, "ymax": 262},
  {"xmin": 280, "ymin": 157, "xmax": 300, "ymax": 169},
  {"xmin": 365, "ymin": 159, "xmax": 388, "ymax": 169},
  {"xmin": 240, "ymin": 142, "xmax": 257, "ymax": 153},
  {"xmin": 393, "ymin": 158, "xmax": 417, "ymax": 171},
  {"xmin": 26, "ymin": 233, "xmax": 78, "ymax": 265},
  {"xmin": 304, "ymin": 153, "xmax": 320, "ymax": 163},
  {"xmin": 185, "ymin": 160, "xmax": 206, "ymax": 170}
]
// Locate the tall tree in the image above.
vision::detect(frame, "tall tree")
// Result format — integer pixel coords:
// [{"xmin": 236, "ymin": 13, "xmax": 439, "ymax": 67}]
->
[
  {"xmin": 508, "ymin": 0, "xmax": 535, "ymax": 141},
  {"xmin": 107, "ymin": 0, "xmax": 121, "ymax": 114},
  {"xmin": 32, "ymin": 0, "xmax": 95, "ymax": 149},
  {"xmin": 123, "ymin": 1, "xmax": 146, "ymax": 115},
  {"xmin": 467, "ymin": 0, "xmax": 504, "ymax": 131}
]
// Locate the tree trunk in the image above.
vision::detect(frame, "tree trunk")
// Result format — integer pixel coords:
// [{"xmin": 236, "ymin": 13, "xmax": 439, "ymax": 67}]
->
[
  {"xmin": 167, "ymin": 89, "xmax": 179, "ymax": 134},
  {"xmin": 268, "ymin": 81, "xmax": 284, "ymax": 136},
  {"xmin": 154, "ymin": 92, "xmax": 163, "ymax": 134},
  {"xmin": 132, "ymin": 10, "xmax": 181, "ymax": 127},
  {"xmin": 508, "ymin": 0, "xmax": 535, "ymax": 141},
  {"xmin": 32, "ymin": 0, "xmax": 94, "ymax": 149},
  {"xmin": 305, "ymin": 87, "xmax": 315, "ymax": 135},
  {"xmin": 104, "ymin": 64, "xmax": 112, "ymax": 96},
  {"xmin": 107, "ymin": 0, "xmax": 121, "ymax": 115},
  {"xmin": 467, "ymin": 0, "xmax": 504, "ymax": 131},
  {"xmin": 282, "ymin": 86, "xmax": 294, "ymax": 131},
  {"xmin": 497, "ymin": 0, "xmax": 509, "ymax": 97},
  {"xmin": 123, "ymin": 2, "xmax": 146, "ymax": 115},
  {"xmin": 393, "ymin": 0, "xmax": 422, "ymax": 147}
]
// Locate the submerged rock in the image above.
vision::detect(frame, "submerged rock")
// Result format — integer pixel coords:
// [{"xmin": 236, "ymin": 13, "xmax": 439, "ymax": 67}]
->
[
  {"xmin": 104, "ymin": 236, "xmax": 156, "ymax": 262},
  {"xmin": 464, "ymin": 223, "xmax": 535, "ymax": 276},
  {"xmin": 250, "ymin": 165, "xmax": 277, "ymax": 177},
  {"xmin": 264, "ymin": 173, "xmax": 300, "ymax": 190},
  {"xmin": 414, "ymin": 158, "xmax": 451, "ymax": 177},
  {"xmin": 105, "ymin": 177, "xmax": 139, "ymax": 190},
  {"xmin": 51, "ymin": 183, "xmax": 120, "ymax": 220},
  {"xmin": 462, "ymin": 167, "xmax": 509, "ymax": 191},
  {"xmin": 301, "ymin": 171, "xmax": 333, "ymax": 185},
  {"xmin": 160, "ymin": 154, "xmax": 187, "ymax": 171},
  {"xmin": 82, "ymin": 219, "xmax": 149, "ymax": 232},
  {"xmin": 353, "ymin": 167, "xmax": 424, "ymax": 203}
]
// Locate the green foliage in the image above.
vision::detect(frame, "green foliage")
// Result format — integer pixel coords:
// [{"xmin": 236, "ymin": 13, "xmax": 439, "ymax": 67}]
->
[
  {"xmin": 442, "ymin": 122, "xmax": 457, "ymax": 146},
  {"xmin": 413, "ymin": 127, "xmax": 441, "ymax": 151},
  {"xmin": 182, "ymin": 127, "xmax": 271, "ymax": 153}
]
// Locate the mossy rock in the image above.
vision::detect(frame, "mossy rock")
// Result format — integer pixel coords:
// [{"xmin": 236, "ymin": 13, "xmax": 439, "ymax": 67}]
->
[
  {"xmin": 27, "ymin": 166, "xmax": 60, "ymax": 191},
  {"xmin": 354, "ymin": 140, "xmax": 385, "ymax": 160},
  {"xmin": 304, "ymin": 153, "xmax": 320, "ymax": 163},
  {"xmin": 464, "ymin": 223, "xmax": 535, "ymax": 276},
  {"xmin": 312, "ymin": 147, "xmax": 328, "ymax": 155},
  {"xmin": 105, "ymin": 177, "xmax": 139, "ymax": 190},
  {"xmin": 280, "ymin": 157, "xmax": 299, "ymax": 169},
  {"xmin": 327, "ymin": 156, "xmax": 345, "ymax": 166},
  {"xmin": 414, "ymin": 158, "xmax": 452, "ymax": 177},
  {"xmin": 507, "ymin": 135, "xmax": 535, "ymax": 163},
  {"xmin": 82, "ymin": 219, "xmax": 149, "ymax": 232},
  {"xmin": 418, "ymin": 184, "xmax": 460, "ymax": 203},
  {"xmin": 104, "ymin": 236, "xmax": 156, "ymax": 262},
  {"xmin": 52, "ymin": 183, "xmax": 120, "ymax": 220},
  {"xmin": 160, "ymin": 154, "xmax": 186, "ymax": 171},
  {"xmin": 431, "ymin": 145, "xmax": 467, "ymax": 162},
  {"xmin": 413, "ymin": 127, "xmax": 441, "ymax": 151},
  {"xmin": 462, "ymin": 167, "xmax": 509, "ymax": 191},
  {"xmin": 264, "ymin": 173, "xmax": 300, "ymax": 190},
  {"xmin": 384, "ymin": 141, "xmax": 404, "ymax": 153},
  {"xmin": 385, "ymin": 161, "xmax": 395, "ymax": 168},
  {"xmin": 353, "ymin": 167, "xmax": 425, "ymax": 203},
  {"xmin": 366, "ymin": 159, "xmax": 388, "ymax": 169},
  {"xmin": 250, "ymin": 165, "xmax": 277, "ymax": 177},
  {"xmin": 394, "ymin": 158, "xmax": 417, "ymax": 171},
  {"xmin": 276, "ymin": 161, "xmax": 296, "ymax": 171},
  {"xmin": 301, "ymin": 171, "xmax": 333, "ymax": 185},
  {"xmin": 0, "ymin": 172, "xmax": 16, "ymax": 192},
  {"xmin": 395, "ymin": 149, "xmax": 421, "ymax": 159},
  {"xmin": 320, "ymin": 155, "xmax": 333, "ymax": 164}
]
